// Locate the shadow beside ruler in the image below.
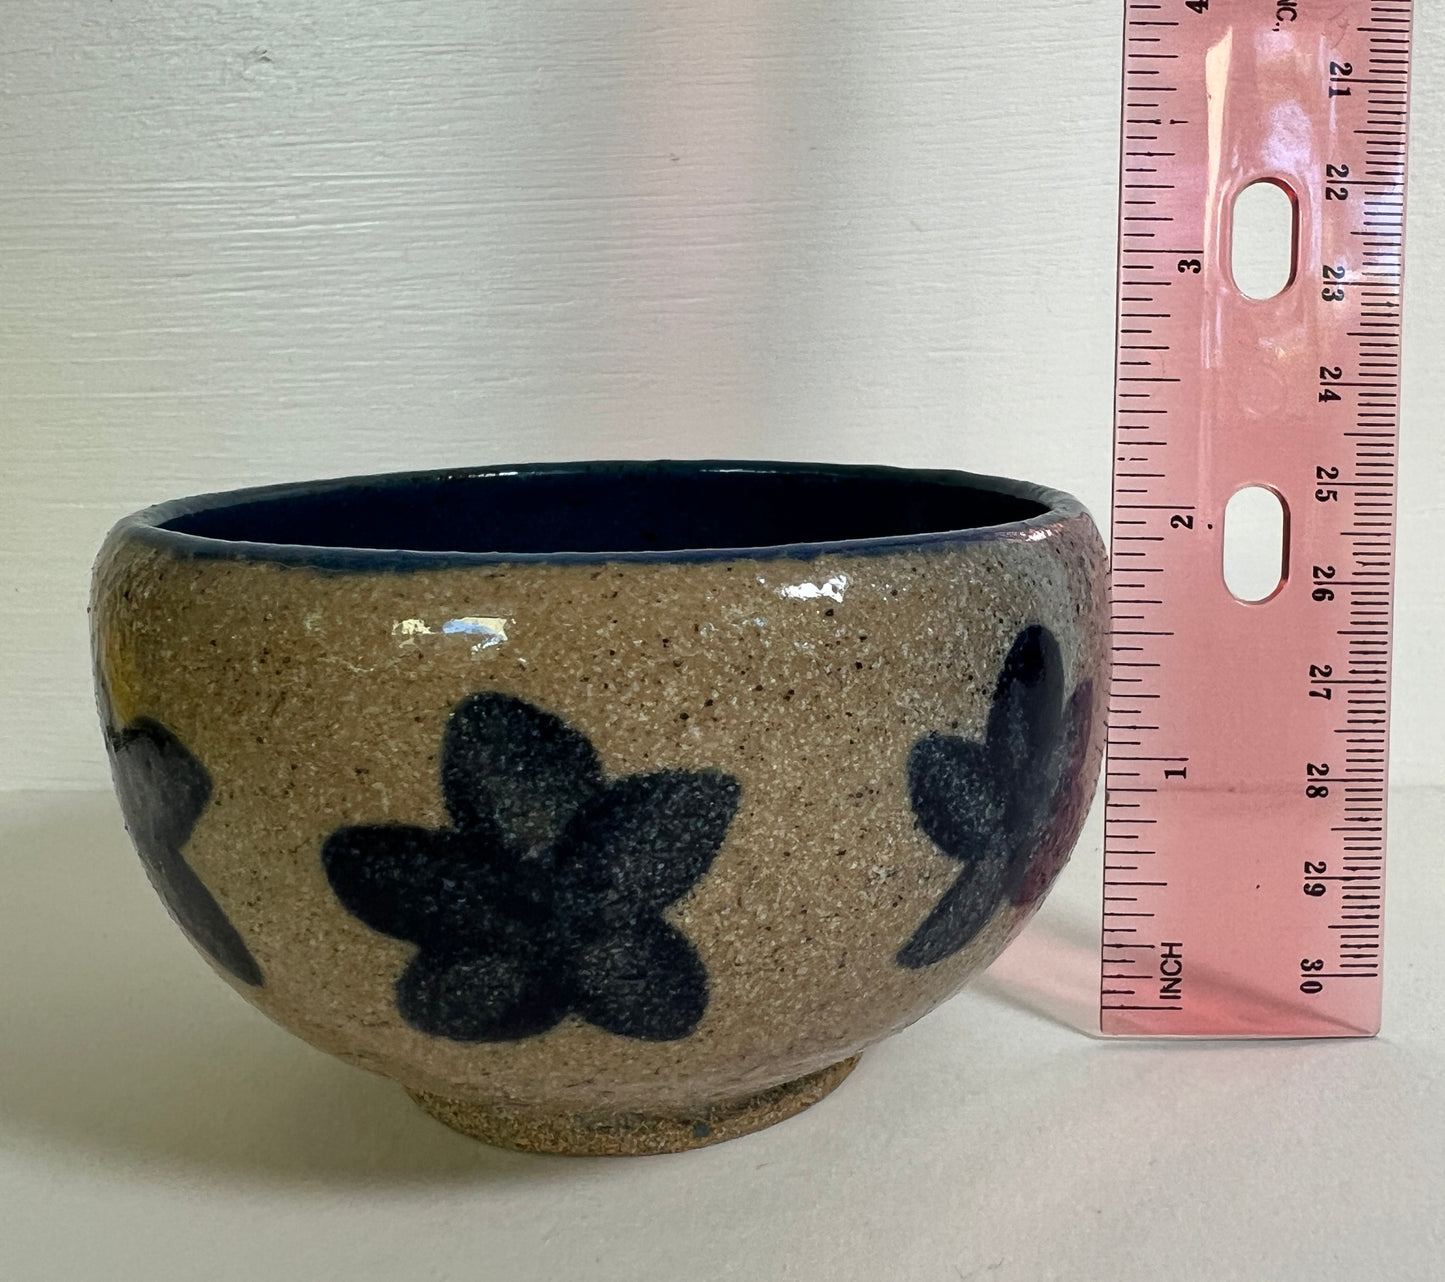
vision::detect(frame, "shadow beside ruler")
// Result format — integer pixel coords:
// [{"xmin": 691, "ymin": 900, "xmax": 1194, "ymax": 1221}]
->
[{"xmin": 1101, "ymin": 0, "xmax": 1414, "ymax": 1037}]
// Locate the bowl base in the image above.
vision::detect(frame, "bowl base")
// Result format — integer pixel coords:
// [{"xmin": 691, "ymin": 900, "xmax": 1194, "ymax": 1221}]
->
[{"xmin": 408, "ymin": 1056, "xmax": 860, "ymax": 1156}]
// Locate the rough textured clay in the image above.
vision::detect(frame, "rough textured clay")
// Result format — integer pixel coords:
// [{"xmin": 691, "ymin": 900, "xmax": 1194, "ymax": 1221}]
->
[{"xmin": 92, "ymin": 460, "xmax": 1108, "ymax": 1154}]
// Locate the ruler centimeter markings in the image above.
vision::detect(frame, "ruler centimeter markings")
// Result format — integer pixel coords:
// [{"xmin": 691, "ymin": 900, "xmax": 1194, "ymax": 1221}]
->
[{"xmin": 1101, "ymin": 0, "xmax": 1413, "ymax": 1037}]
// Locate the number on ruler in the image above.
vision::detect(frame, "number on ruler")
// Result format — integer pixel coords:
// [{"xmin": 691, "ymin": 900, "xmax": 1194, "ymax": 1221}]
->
[{"xmin": 1301, "ymin": 958, "xmax": 1324, "ymax": 995}]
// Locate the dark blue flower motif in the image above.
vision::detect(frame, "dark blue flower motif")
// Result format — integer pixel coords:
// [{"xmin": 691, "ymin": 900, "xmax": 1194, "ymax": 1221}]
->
[
  {"xmin": 897, "ymin": 625, "xmax": 1096, "ymax": 969},
  {"xmin": 322, "ymin": 692, "xmax": 741, "ymax": 1043},
  {"xmin": 106, "ymin": 718, "xmax": 265, "ymax": 987}
]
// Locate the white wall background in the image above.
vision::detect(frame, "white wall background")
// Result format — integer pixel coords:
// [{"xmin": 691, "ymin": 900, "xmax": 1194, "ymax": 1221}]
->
[{"xmin": 2, "ymin": 0, "xmax": 1441, "ymax": 790}]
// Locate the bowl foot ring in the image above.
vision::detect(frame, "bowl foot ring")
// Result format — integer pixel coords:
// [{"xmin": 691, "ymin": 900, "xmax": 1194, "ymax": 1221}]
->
[{"xmin": 408, "ymin": 1055, "xmax": 860, "ymax": 1156}]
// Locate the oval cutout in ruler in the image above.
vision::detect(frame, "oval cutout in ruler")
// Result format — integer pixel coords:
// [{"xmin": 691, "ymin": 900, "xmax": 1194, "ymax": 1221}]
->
[{"xmin": 1102, "ymin": 0, "xmax": 1414, "ymax": 1037}]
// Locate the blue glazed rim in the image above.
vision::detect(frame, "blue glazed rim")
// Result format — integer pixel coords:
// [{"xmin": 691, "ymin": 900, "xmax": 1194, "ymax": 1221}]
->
[{"xmin": 111, "ymin": 458, "xmax": 1088, "ymax": 572}]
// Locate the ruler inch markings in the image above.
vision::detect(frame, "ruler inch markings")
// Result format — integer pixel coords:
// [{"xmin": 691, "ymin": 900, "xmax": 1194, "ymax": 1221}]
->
[{"xmin": 1100, "ymin": 0, "xmax": 1412, "ymax": 1039}]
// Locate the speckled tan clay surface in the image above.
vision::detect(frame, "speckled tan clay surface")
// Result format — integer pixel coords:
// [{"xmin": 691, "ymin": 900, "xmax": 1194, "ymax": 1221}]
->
[
  {"xmin": 92, "ymin": 494, "xmax": 1106, "ymax": 1132},
  {"xmin": 411, "ymin": 1056, "xmax": 860, "ymax": 1155}
]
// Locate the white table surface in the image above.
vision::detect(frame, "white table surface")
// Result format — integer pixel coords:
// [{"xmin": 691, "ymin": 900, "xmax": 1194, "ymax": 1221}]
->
[{"xmin": 1, "ymin": 786, "xmax": 1440, "ymax": 1282}]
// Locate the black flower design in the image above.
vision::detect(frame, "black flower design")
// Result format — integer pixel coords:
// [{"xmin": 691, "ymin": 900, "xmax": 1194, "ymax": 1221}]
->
[
  {"xmin": 897, "ymin": 625, "xmax": 1096, "ymax": 969},
  {"xmin": 106, "ymin": 718, "xmax": 265, "ymax": 987},
  {"xmin": 322, "ymin": 692, "xmax": 741, "ymax": 1043}
]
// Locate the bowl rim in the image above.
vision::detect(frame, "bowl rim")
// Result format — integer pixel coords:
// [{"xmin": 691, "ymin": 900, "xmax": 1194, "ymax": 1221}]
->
[{"xmin": 108, "ymin": 458, "xmax": 1091, "ymax": 571}]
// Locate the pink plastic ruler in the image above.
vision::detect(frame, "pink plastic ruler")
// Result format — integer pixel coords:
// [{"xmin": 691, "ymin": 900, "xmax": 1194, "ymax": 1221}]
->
[{"xmin": 1101, "ymin": 0, "xmax": 1414, "ymax": 1036}]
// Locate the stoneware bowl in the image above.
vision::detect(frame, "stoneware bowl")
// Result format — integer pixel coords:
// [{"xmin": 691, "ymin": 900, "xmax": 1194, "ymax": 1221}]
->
[{"xmin": 91, "ymin": 459, "xmax": 1107, "ymax": 1155}]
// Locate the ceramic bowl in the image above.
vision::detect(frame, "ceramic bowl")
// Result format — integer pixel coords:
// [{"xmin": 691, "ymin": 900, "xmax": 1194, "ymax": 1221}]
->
[{"xmin": 91, "ymin": 459, "xmax": 1106, "ymax": 1155}]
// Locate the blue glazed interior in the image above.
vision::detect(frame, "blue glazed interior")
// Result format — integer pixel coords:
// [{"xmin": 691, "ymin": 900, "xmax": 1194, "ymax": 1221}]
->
[{"xmin": 130, "ymin": 460, "xmax": 1073, "ymax": 569}]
